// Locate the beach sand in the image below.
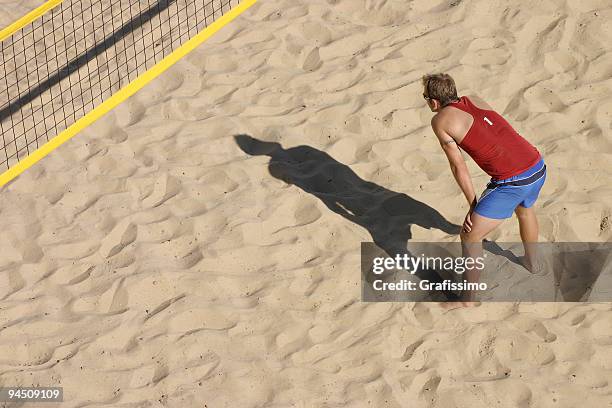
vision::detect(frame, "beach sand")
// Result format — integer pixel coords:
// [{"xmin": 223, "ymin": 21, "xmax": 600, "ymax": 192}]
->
[{"xmin": 1, "ymin": 0, "xmax": 612, "ymax": 406}]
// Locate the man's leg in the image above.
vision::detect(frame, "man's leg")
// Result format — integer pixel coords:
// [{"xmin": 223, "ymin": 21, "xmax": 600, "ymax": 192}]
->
[
  {"xmin": 515, "ymin": 205, "xmax": 539, "ymax": 272},
  {"xmin": 459, "ymin": 212, "xmax": 504, "ymax": 301}
]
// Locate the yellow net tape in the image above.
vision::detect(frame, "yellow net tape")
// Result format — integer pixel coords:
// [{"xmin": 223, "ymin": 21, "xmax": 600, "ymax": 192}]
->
[{"xmin": 0, "ymin": 0, "xmax": 257, "ymax": 187}]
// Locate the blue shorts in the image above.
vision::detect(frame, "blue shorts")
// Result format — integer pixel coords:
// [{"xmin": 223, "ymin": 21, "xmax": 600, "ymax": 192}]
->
[{"xmin": 474, "ymin": 158, "xmax": 547, "ymax": 219}]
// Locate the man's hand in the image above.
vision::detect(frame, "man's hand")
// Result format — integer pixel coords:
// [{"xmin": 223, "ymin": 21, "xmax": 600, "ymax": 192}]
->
[
  {"xmin": 462, "ymin": 198, "xmax": 477, "ymax": 233},
  {"xmin": 463, "ymin": 208, "xmax": 473, "ymax": 233}
]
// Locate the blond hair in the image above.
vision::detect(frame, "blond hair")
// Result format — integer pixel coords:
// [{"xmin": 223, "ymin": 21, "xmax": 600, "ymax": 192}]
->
[{"xmin": 422, "ymin": 73, "xmax": 459, "ymax": 106}]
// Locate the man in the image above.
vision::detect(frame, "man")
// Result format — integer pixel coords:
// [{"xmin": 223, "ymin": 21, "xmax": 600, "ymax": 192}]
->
[{"xmin": 422, "ymin": 73, "xmax": 547, "ymax": 303}]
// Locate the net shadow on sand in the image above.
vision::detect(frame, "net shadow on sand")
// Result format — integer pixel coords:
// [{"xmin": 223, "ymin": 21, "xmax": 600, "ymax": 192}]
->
[{"xmin": 0, "ymin": 0, "xmax": 176, "ymax": 124}]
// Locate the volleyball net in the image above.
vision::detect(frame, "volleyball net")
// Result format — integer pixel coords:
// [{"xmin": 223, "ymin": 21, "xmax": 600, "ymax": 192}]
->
[{"xmin": 0, "ymin": 0, "xmax": 254, "ymax": 182}]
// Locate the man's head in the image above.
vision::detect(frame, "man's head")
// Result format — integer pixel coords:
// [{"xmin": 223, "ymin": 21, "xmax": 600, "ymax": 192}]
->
[{"xmin": 422, "ymin": 73, "xmax": 459, "ymax": 112}]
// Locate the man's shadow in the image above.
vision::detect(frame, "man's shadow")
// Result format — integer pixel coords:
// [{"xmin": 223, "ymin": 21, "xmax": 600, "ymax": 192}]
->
[{"xmin": 234, "ymin": 134, "xmax": 460, "ymax": 258}]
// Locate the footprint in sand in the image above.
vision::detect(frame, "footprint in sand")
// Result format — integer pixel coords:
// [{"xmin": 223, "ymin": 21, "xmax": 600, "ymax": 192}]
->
[
  {"xmin": 99, "ymin": 219, "xmax": 137, "ymax": 258},
  {"xmin": 524, "ymin": 85, "xmax": 566, "ymax": 113},
  {"xmin": 141, "ymin": 174, "xmax": 181, "ymax": 209},
  {"xmin": 301, "ymin": 47, "xmax": 322, "ymax": 72}
]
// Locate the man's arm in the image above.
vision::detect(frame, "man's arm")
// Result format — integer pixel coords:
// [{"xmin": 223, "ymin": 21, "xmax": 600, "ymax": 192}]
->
[{"xmin": 431, "ymin": 116, "xmax": 477, "ymax": 207}]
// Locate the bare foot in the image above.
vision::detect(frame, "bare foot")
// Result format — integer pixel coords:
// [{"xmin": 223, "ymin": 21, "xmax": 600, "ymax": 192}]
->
[{"xmin": 520, "ymin": 256, "xmax": 547, "ymax": 275}]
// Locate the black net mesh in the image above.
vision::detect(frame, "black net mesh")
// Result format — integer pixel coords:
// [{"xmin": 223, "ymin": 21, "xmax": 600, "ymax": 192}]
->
[{"xmin": 0, "ymin": 0, "xmax": 240, "ymax": 170}]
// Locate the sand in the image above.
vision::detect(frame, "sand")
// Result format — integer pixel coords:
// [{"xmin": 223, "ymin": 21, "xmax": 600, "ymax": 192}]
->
[{"xmin": 1, "ymin": 0, "xmax": 612, "ymax": 406}]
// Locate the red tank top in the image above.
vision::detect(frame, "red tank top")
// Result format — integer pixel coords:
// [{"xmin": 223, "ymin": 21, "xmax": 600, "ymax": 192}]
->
[{"xmin": 448, "ymin": 96, "xmax": 540, "ymax": 180}]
